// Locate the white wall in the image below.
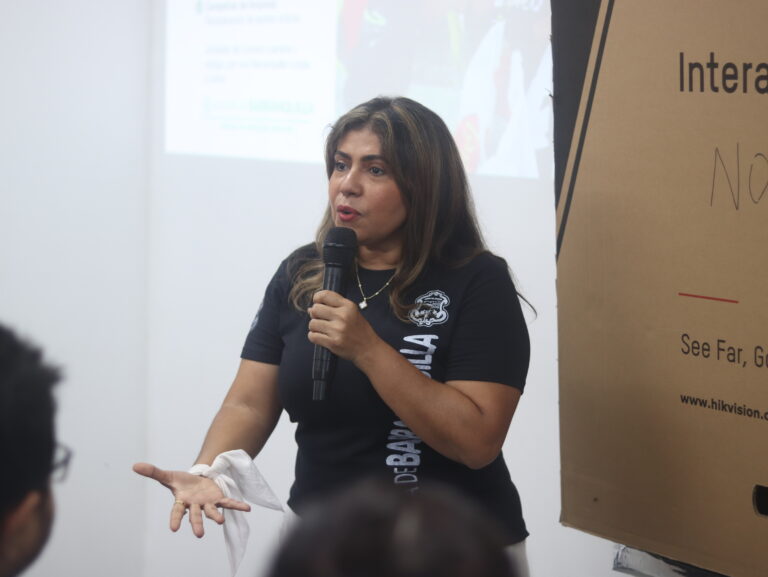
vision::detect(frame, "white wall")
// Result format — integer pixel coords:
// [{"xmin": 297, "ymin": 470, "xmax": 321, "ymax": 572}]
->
[
  {"xmin": 0, "ymin": 2, "xmax": 149, "ymax": 576},
  {"xmin": 0, "ymin": 2, "xmax": 623, "ymax": 577}
]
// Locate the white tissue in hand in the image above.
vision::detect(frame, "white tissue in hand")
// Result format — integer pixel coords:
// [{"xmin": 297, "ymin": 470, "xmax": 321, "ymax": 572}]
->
[{"xmin": 189, "ymin": 449, "xmax": 284, "ymax": 575}]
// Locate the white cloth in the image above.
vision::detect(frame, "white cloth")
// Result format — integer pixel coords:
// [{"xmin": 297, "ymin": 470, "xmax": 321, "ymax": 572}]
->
[
  {"xmin": 506, "ymin": 539, "xmax": 531, "ymax": 577},
  {"xmin": 189, "ymin": 450, "xmax": 284, "ymax": 576}
]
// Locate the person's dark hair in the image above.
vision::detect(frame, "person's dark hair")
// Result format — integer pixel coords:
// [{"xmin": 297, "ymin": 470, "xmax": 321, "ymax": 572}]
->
[
  {"xmin": 0, "ymin": 324, "xmax": 60, "ymax": 519},
  {"xmin": 290, "ymin": 96, "xmax": 488, "ymax": 321},
  {"xmin": 265, "ymin": 478, "xmax": 516, "ymax": 577}
]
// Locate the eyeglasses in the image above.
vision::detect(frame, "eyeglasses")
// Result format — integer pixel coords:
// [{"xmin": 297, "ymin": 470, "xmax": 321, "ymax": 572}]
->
[{"xmin": 51, "ymin": 443, "xmax": 73, "ymax": 483}]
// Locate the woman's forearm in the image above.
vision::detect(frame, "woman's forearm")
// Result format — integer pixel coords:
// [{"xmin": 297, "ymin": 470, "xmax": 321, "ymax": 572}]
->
[
  {"xmin": 195, "ymin": 403, "xmax": 279, "ymax": 464},
  {"xmin": 194, "ymin": 360, "xmax": 282, "ymax": 465},
  {"xmin": 355, "ymin": 338, "xmax": 520, "ymax": 469}
]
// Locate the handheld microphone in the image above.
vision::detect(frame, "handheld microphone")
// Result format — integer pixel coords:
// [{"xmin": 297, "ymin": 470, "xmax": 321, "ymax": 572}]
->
[{"xmin": 313, "ymin": 227, "xmax": 357, "ymax": 401}]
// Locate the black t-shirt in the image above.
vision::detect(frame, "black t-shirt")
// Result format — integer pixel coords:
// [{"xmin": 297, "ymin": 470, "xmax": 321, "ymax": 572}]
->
[{"xmin": 242, "ymin": 245, "xmax": 531, "ymax": 543}]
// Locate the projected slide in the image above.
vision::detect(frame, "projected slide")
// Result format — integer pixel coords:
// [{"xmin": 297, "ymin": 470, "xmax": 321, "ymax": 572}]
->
[
  {"xmin": 166, "ymin": 0, "xmax": 551, "ymax": 178},
  {"xmin": 165, "ymin": 1, "xmax": 336, "ymax": 162}
]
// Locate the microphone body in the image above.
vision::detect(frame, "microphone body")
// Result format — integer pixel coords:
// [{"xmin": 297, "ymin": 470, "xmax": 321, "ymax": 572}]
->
[{"xmin": 313, "ymin": 227, "xmax": 357, "ymax": 400}]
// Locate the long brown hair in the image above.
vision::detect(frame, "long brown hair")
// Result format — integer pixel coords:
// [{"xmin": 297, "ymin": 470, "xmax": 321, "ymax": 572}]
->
[{"xmin": 290, "ymin": 96, "xmax": 487, "ymax": 321}]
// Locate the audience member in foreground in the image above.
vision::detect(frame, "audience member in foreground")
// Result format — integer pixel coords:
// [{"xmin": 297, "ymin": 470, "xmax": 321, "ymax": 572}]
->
[
  {"xmin": 0, "ymin": 323, "xmax": 65, "ymax": 577},
  {"xmin": 264, "ymin": 478, "xmax": 518, "ymax": 577}
]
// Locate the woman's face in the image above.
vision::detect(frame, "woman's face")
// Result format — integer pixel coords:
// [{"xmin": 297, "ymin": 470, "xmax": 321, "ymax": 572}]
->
[{"xmin": 328, "ymin": 128, "xmax": 407, "ymax": 256}]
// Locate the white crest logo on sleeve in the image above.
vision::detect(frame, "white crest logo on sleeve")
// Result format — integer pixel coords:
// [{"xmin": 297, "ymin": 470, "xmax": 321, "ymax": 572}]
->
[{"xmin": 409, "ymin": 290, "xmax": 450, "ymax": 327}]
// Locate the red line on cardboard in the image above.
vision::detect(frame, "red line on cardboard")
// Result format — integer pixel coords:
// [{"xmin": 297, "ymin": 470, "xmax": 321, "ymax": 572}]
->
[{"xmin": 678, "ymin": 292, "xmax": 739, "ymax": 304}]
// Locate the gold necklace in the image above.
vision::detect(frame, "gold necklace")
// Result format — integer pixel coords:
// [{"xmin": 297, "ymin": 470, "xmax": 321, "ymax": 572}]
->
[{"xmin": 355, "ymin": 263, "xmax": 395, "ymax": 310}]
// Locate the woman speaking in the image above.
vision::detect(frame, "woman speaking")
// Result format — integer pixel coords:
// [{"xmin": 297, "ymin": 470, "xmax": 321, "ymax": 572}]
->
[{"xmin": 134, "ymin": 96, "xmax": 531, "ymax": 575}]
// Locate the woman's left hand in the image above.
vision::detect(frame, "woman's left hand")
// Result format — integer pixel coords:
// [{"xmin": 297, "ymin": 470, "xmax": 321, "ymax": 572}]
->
[{"xmin": 307, "ymin": 290, "xmax": 379, "ymax": 364}]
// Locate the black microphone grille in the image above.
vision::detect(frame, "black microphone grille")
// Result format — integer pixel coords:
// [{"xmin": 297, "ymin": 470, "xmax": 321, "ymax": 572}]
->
[{"xmin": 323, "ymin": 227, "xmax": 357, "ymax": 267}]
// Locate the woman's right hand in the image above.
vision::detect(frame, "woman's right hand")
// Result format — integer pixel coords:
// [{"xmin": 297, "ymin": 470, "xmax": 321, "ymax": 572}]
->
[{"xmin": 132, "ymin": 462, "xmax": 251, "ymax": 537}]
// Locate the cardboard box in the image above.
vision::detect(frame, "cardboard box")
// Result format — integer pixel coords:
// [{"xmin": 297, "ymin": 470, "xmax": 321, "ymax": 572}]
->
[{"xmin": 556, "ymin": 2, "xmax": 768, "ymax": 576}]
